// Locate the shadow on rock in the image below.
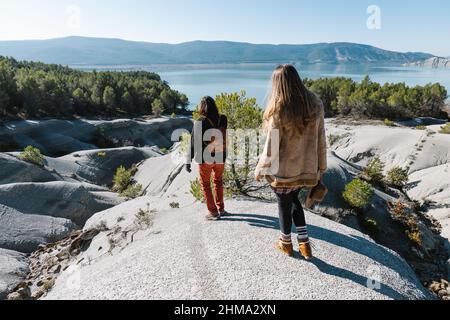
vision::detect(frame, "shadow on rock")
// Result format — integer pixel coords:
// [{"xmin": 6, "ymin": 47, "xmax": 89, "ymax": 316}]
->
[{"xmin": 221, "ymin": 212, "xmax": 423, "ymax": 300}]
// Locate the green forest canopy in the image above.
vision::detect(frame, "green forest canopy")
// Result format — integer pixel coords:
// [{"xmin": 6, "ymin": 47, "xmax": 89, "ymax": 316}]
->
[
  {"xmin": 305, "ymin": 76, "xmax": 448, "ymax": 119},
  {"xmin": 0, "ymin": 56, "xmax": 189, "ymax": 119},
  {"xmin": 0, "ymin": 56, "xmax": 448, "ymax": 120}
]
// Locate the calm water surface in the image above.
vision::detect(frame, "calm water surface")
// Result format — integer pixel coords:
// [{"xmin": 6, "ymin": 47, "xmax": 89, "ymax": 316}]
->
[
  {"xmin": 157, "ymin": 64, "xmax": 450, "ymax": 108},
  {"xmin": 77, "ymin": 64, "xmax": 450, "ymax": 108}
]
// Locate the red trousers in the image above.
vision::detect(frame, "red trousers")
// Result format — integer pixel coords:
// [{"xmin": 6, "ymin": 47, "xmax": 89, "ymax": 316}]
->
[{"xmin": 199, "ymin": 163, "xmax": 225, "ymax": 214}]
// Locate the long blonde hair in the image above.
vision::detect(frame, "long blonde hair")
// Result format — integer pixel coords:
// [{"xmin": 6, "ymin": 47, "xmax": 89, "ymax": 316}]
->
[{"xmin": 264, "ymin": 64, "xmax": 320, "ymax": 133}]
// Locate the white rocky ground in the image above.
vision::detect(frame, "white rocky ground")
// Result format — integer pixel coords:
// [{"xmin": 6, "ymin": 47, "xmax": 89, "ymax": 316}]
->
[
  {"xmin": 45, "ymin": 155, "xmax": 432, "ymax": 300},
  {"xmin": 0, "ymin": 117, "xmax": 193, "ymax": 157},
  {"xmin": 0, "ymin": 249, "xmax": 28, "ymax": 300},
  {"xmin": 0, "ymin": 182, "xmax": 122, "ymax": 226},
  {"xmin": 326, "ymin": 119, "xmax": 450, "ymax": 242},
  {"xmin": 0, "ymin": 117, "xmax": 191, "ymax": 299},
  {"xmin": 1, "ymin": 117, "xmax": 449, "ymax": 300},
  {"xmin": 0, "ymin": 153, "xmax": 61, "ymax": 184},
  {"xmin": 43, "ymin": 147, "xmax": 160, "ymax": 186},
  {"xmin": 44, "ymin": 199, "xmax": 431, "ymax": 300},
  {"xmin": 0, "ymin": 204, "xmax": 76, "ymax": 253}
]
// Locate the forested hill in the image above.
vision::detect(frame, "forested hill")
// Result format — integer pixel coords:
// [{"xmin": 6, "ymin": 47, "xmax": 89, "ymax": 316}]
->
[
  {"xmin": 0, "ymin": 57, "xmax": 189, "ymax": 119},
  {"xmin": 1, "ymin": 56, "xmax": 448, "ymax": 121},
  {"xmin": 0, "ymin": 36, "xmax": 434, "ymax": 66}
]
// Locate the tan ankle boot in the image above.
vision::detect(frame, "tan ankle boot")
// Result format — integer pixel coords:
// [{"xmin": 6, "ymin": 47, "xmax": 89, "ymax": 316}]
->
[
  {"xmin": 276, "ymin": 240, "xmax": 294, "ymax": 257},
  {"xmin": 299, "ymin": 241, "xmax": 313, "ymax": 260}
]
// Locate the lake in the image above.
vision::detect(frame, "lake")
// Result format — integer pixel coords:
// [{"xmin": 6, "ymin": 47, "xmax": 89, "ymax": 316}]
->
[{"xmin": 76, "ymin": 64, "xmax": 450, "ymax": 108}]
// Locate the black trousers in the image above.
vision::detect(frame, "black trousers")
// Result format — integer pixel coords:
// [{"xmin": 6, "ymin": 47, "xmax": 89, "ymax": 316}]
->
[{"xmin": 275, "ymin": 190, "xmax": 307, "ymax": 236}]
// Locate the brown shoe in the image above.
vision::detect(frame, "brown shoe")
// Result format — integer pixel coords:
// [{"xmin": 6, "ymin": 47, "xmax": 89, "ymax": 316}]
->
[
  {"xmin": 275, "ymin": 240, "xmax": 294, "ymax": 257},
  {"xmin": 219, "ymin": 210, "xmax": 230, "ymax": 217},
  {"xmin": 299, "ymin": 241, "xmax": 313, "ymax": 260},
  {"xmin": 205, "ymin": 213, "xmax": 220, "ymax": 221}
]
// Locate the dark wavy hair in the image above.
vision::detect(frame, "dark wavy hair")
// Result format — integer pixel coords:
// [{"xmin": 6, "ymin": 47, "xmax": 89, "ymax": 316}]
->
[{"xmin": 199, "ymin": 96, "xmax": 220, "ymax": 124}]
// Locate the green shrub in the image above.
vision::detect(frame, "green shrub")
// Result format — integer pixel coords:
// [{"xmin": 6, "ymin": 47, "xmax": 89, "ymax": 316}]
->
[
  {"xmin": 178, "ymin": 132, "xmax": 191, "ymax": 157},
  {"xmin": 364, "ymin": 156, "xmax": 385, "ymax": 183},
  {"xmin": 389, "ymin": 201, "xmax": 422, "ymax": 247},
  {"xmin": 194, "ymin": 91, "xmax": 264, "ymax": 196},
  {"xmin": 190, "ymin": 178, "xmax": 204, "ymax": 202},
  {"xmin": 390, "ymin": 201, "xmax": 407, "ymax": 220},
  {"xmin": 112, "ymin": 166, "xmax": 133, "ymax": 192},
  {"xmin": 327, "ymin": 133, "xmax": 352, "ymax": 147},
  {"xmin": 386, "ymin": 167, "xmax": 409, "ymax": 188},
  {"xmin": 328, "ymin": 134, "xmax": 340, "ymax": 146},
  {"xmin": 406, "ymin": 230, "xmax": 422, "ymax": 247},
  {"xmin": 439, "ymin": 123, "xmax": 450, "ymax": 134},
  {"xmin": 129, "ymin": 165, "xmax": 138, "ymax": 176},
  {"xmin": 189, "ymin": 177, "xmax": 233, "ymax": 202},
  {"xmin": 171, "ymin": 112, "xmax": 177, "ymax": 119},
  {"xmin": 97, "ymin": 151, "xmax": 107, "ymax": 158},
  {"xmin": 343, "ymin": 179, "xmax": 374, "ymax": 209},
  {"xmin": 120, "ymin": 184, "xmax": 143, "ymax": 199},
  {"xmin": 364, "ymin": 218, "xmax": 378, "ymax": 232},
  {"xmin": 170, "ymin": 202, "xmax": 180, "ymax": 209},
  {"xmin": 415, "ymin": 125, "xmax": 427, "ymax": 130},
  {"xmin": 384, "ymin": 119, "xmax": 395, "ymax": 127},
  {"xmin": 134, "ymin": 205, "xmax": 153, "ymax": 229},
  {"xmin": 327, "ymin": 134, "xmax": 341, "ymax": 147},
  {"xmin": 19, "ymin": 146, "xmax": 44, "ymax": 167},
  {"xmin": 112, "ymin": 165, "xmax": 139, "ymax": 196},
  {"xmin": 152, "ymin": 99, "xmax": 164, "ymax": 117}
]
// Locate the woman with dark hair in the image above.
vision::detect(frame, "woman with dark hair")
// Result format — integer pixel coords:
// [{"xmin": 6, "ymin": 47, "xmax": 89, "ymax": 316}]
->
[{"xmin": 186, "ymin": 96, "xmax": 228, "ymax": 220}]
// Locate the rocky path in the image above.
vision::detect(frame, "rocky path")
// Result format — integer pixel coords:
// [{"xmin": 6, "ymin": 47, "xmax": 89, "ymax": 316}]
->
[{"xmin": 43, "ymin": 196, "xmax": 431, "ymax": 300}]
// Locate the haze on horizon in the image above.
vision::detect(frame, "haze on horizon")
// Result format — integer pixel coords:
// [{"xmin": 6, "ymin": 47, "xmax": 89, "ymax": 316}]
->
[{"xmin": 0, "ymin": 0, "xmax": 449, "ymax": 57}]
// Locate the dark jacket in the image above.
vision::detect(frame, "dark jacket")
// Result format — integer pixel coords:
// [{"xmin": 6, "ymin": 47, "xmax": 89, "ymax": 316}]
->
[{"xmin": 188, "ymin": 115, "xmax": 228, "ymax": 164}]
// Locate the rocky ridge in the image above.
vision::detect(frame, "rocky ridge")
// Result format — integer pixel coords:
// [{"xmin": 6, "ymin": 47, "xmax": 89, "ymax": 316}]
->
[
  {"xmin": 0, "ymin": 117, "xmax": 192, "ymax": 299},
  {"xmin": 1, "ymin": 117, "xmax": 449, "ymax": 300}
]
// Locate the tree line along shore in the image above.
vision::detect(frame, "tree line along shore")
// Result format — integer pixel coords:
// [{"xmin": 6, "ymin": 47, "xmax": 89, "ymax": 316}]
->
[
  {"xmin": 0, "ymin": 57, "xmax": 189, "ymax": 119},
  {"xmin": 0, "ymin": 56, "xmax": 448, "ymax": 121}
]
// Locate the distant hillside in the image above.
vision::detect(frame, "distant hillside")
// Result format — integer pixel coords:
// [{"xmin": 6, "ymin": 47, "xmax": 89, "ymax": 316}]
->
[
  {"xmin": 0, "ymin": 36, "xmax": 434, "ymax": 66},
  {"xmin": 405, "ymin": 56, "xmax": 450, "ymax": 68}
]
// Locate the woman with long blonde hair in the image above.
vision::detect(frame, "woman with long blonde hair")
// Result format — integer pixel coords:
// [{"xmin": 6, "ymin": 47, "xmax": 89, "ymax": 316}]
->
[{"xmin": 255, "ymin": 64, "xmax": 327, "ymax": 259}]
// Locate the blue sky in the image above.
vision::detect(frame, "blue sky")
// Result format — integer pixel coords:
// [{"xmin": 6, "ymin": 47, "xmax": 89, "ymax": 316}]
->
[{"xmin": 0, "ymin": 0, "xmax": 449, "ymax": 56}]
